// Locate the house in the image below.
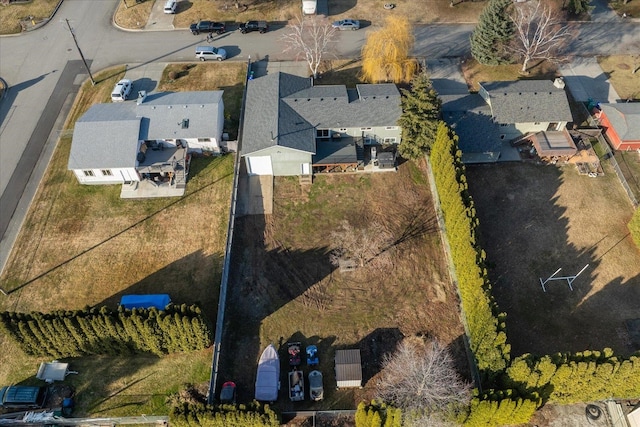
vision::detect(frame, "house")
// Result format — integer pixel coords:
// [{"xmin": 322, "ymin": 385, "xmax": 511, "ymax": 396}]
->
[
  {"xmin": 334, "ymin": 349, "xmax": 362, "ymax": 388},
  {"xmin": 241, "ymin": 72, "xmax": 402, "ymax": 176},
  {"xmin": 441, "ymin": 79, "xmax": 575, "ymax": 163},
  {"xmin": 595, "ymin": 103, "xmax": 640, "ymax": 151},
  {"xmin": 68, "ymin": 91, "xmax": 224, "ymax": 197},
  {"xmin": 478, "ymin": 79, "xmax": 573, "ymax": 138}
]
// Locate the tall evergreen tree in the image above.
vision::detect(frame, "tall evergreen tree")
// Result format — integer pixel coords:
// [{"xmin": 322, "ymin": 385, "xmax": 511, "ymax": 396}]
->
[
  {"xmin": 567, "ymin": 0, "xmax": 591, "ymax": 15},
  {"xmin": 470, "ymin": 0, "xmax": 514, "ymax": 65},
  {"xmin": 397, "ymin": 72, "xmax": 442, "ymax": 159}
]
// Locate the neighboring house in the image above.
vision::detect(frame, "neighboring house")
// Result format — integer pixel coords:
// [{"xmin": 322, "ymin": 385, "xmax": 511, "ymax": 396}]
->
[
  {"xmin": 68, "ymin": 91, "xmax": 224, "ymax": 197},
  {"xmin": 595, "ymin": 103, "xmax": 640, "ymax": 151},
  {"xmin": 442, "ymin": 79, "xmax": 575, "ymax": 163},
  {"xmin": 478, "ymin": 79, "xmax": 573, "ymax": 139},
  {"xmin": 241, "ymin": 72, "xmax": 402, "ymax": 176}
]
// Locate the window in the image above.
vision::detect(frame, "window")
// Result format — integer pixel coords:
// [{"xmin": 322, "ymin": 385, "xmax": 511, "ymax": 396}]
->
[
  {"xmin": 83, "ymin": 170, "xmax": 94, "ymax": 177},
  {"xmin": 500, "ymin": 123, "xmax": 508, "ymax": 127},
  {"xmin": 384, "ymin": 137, "xmax": 397, "ymax": 143},
  {"xmin": 101, "ymin": 169, "xmax": 113, "ymax": 176},
  {"xmin": 385, "ymin": 126, "xmax": 398, "ymax": 130},
  {"xmin": 360, "ymin": 127, "xmax": 372, "ymax": 131},
  {"xmin": 339, "ymin": 128, "xmax": 347, "ymax": 132},
  {"xmin": 198, "ymin": 138, "xmax": 211, "ymax": 142},
  {"xmin": 534, "ymin": 122, "xmax": 541, "ymax": 125},
  {"xmin": 316, "ymin": 129, "xmax": 329, "ymax": 138}
]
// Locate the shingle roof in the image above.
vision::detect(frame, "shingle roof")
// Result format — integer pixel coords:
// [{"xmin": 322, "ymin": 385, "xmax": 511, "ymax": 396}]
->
[
  {"xmin": 241, "ymin": 72, "xmax": 402, "ymax": 155},
  {"xmin": 69, "ymin": 104, "xmax": 140, "ymax": 169},
  {"xmin": 68, "ymin": 91, "xmax": 223, "ymax": 170},
  {"xmin": 480, "ymin": 80, "xmax": 573, "ymax": 124},
  {"xmin": 441, "ymin": 94, "xmax": 502, "ymax": 157},
  {"xmin": 599, "ymin": 103, "xmax": 640, "ymax": 141}
]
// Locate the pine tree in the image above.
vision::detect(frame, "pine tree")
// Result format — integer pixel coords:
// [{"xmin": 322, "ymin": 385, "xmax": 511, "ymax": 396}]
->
[
  {"xmin": 397, "ymin": 72, "xmax": 442, "ymax": 159},
  {"xmin": 470, "ymin": 0, "xmax": 514, "ymax": 65},
  {"xmin": 567, "ymin": 0, "xmax": 591, "ymax": 15}
]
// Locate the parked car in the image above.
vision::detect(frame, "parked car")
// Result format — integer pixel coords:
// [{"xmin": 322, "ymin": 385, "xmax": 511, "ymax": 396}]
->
[
  {"xmin": 332, "ymin": 19, "xmax": 360, "ymax": 30},
  {"xmin": 219, "ymin": 381, "xmax": 236, "ymax": 404},
  {"xmin": 0, "ymin": 386, "xmax": 48, "ymax": 410},
  {"xmin": 111, "ymin": 79, "xmax": 132, "ymax": 102},
  {"xmin": 190, "ymin": 21, "xmax": 226, "ymax": 35},
  {"xmin": 239, "ymin": 21, "xmax": 268, "ymax": 34},
  {"xmin": 163, "ymin": 0, "xmax": 177, "ymax": 14},
  {"xmin": 195, "ymin": 46, "xmax": 227, "ymax": 61}
]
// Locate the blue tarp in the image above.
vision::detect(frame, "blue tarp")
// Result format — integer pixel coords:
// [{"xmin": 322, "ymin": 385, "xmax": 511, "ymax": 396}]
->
[{"xmin": 119, "ymin": 294, "xmax": 171, "ymax": 310}]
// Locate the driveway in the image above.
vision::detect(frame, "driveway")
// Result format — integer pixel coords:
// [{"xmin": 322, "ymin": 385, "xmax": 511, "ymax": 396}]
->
[
  {"xmin": 560, "ymin": 57, "xmax": 621, "ymax": 103},
  {"xmin": 427, "ymin": 58, "xmax": 468, "ymax": 95},
  {"xmin": 144, "ymin": 0, "xmax": 175, "ymax": 31},
  {"xmin": 122, "ymin": 61, "xmax": 167, "ymax": 94}
]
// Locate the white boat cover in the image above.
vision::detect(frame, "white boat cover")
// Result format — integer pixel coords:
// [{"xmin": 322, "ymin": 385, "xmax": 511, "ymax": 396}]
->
[{"xmin": 255, "ymin": 344, "xmax": 280, "ymax": 401}]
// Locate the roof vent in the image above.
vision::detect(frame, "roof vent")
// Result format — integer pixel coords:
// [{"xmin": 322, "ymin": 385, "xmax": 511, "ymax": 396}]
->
[
  {"xmin": 181, "ymin": 119, "xmax": 189, "ymax": 129},
  {"xmin": 307, "ymin": 98, "xmax": 311, "ymax": 101},
  {"xmin": 168, "ymin": 105, "xmax": 172, "ymax": 109},
  {"xmin": 553, "ymin": 77, "xmax": 565, "ymax": 89},
  {"xmin": 201, "ymin": 105, "xmax": 205, "ymax": 108},
  {"xmin": 334, "ymin": 97, "xmax": 337, "ymax": 100},
  {"xmin": 320, "ymin": 98, "xmax": 324, "ymax": 101},
  {"xmin": 184, "ymin": 105, "xmax": 188, "ymax": 108},
  {"xmin": 372, "ymin": 96, "xmax": 376, "ymax": 99}
]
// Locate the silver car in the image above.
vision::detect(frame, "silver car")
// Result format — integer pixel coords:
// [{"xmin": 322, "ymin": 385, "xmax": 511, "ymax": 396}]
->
[{"xmin": 332, "ymin": 19, "xmax": 360, "ymax": 30}]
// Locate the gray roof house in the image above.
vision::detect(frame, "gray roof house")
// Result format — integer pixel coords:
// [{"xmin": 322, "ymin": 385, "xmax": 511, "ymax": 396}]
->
[
  {"xmin": 442, "ymin": 79, "xmax": 575, "ymax": 164},
  {"xmin": 68, "ymin": 91, "xmax": 224, "ymax": 198},
  {"xmin": 242, "ymin": 72, "xmax": 402, "ymax": 176}
]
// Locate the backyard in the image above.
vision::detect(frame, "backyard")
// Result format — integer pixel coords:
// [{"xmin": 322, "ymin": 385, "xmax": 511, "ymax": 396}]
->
[
  {"xmin": 219, "ymin": 160, "xmax": 468, "ymax": 409},
  {"xmin": 466, "ymin": 160, "xmax": 640, "ymax": 357}
]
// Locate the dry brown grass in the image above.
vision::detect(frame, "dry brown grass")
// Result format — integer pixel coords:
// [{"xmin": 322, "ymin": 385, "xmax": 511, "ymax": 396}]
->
[
  {"xmin": 0, "ymin": 0, "xmax": 59, "ymax": 34},
  {"xmin": 220, "ymin": 160, "xmax": 467, "ymax": 407},
  {"xmin": 461, "ymin": 58, "xmax": 561, "ymax": 92},
  {"xmin": 466, "ymin": 161, "xmax": 640, "ymax": 357},
  {"xmin": 597, "ymin": 55, "xmax": 640, "ymax": 101},
  {"xmin": 114, "ymin": 0, "xmax": 155, "ymax": 30}
]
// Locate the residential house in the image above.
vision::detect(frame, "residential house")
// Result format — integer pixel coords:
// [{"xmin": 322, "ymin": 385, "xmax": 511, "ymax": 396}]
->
[
  {"xmin": 241, "ymin": 72, "xmax": 402, "ymax": 176},
  {"xmin": 441, "ymin": 79, "xmax": 575, "ymax": 163},
  {"xmin": 595, "ymin": 103, "xmax": 640, "ymax": 151},
  {"xmin": 68, "ymin": 91, "xmax": 224, "ymax": 197}
]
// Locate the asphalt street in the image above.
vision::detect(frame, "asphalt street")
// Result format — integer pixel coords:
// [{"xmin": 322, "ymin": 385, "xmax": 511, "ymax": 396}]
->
[{"xmin": 0, "ymin": 0, "xmax": 639, "ymax": 273}]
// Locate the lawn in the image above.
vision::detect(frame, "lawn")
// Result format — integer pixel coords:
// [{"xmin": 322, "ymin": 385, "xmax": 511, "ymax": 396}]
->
[
  {"xmin": 460, "ymin": 58, "xmax": 561, "ymax": 92},
  {"xmin": 597, "ymin": 55, "xmax": 640, "ymax": 101},
  {"xmin": 219, "ymin": 159, "xmax": 467, "ymax": 409},
  {"xmin": 0, "ymin": 63, "xmax": 238, "ymax": 416},
  {"xmin": 0, "ymin": 0, "xmax": 59, "ymax": 34},
  {"xmin": 466, "ymin": 162, "xmax": 640, "ymax": 357}
]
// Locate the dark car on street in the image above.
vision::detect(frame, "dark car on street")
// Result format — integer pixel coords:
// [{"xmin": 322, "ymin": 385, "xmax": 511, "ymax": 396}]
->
[
  {"xmin": 239, "ymin": 20, "xmax": 268, "ymax": 34},
  {"xmin": 190, "ymin": 21, "xmax": 226, "ymax": 35}
]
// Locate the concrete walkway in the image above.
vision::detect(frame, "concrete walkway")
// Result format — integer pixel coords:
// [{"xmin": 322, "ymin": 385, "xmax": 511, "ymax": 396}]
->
[{"xmin": 560, "ymin": 57, "xmax": 621, "ymax": 103}]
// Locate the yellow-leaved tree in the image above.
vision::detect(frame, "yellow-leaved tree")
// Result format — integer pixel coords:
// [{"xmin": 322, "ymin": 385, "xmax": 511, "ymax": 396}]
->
[{"xmin": 360, "ymin": 16, "xmax": 418, "ymax": 83}]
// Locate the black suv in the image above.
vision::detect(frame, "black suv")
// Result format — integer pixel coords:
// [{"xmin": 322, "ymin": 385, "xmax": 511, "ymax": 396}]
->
[
  {"xmin": 190, "ymin": 21, "xmax": 226, "ymax": 35},
  {"xmin": 239, "ymin": 21, "xmax": 268, "ymax": 34}
]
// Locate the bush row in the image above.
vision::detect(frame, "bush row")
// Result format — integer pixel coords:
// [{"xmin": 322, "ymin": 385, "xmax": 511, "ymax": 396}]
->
[
  {"xmin": 0, "ymin": 304, "xmax": 211, "ymax": 357},
  {"xmin": 355, "ymin": 401, "xmax": 402, "ymax": 427},
  {"xmin": 430, "ymin": 122, "xmax": 510, "ymax": 379},
  {"xmin": 169, "ymin": 401, "xmax": 279, "ymax": 427}
]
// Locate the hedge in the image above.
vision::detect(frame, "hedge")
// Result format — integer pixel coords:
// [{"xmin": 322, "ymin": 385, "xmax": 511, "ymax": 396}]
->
[
  {"xmin": 169, "ymin": 401, "xmax": 279, "ymax": 427},
  {"xmin": 0, "ymin": 304, "xmax": 211, "ymax": 357}
]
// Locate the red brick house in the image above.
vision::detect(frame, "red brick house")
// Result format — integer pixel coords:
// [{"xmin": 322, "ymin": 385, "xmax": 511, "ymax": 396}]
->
[{"xmin": 596, "ymin": 103, "xmax": 640, "ymax": 151}]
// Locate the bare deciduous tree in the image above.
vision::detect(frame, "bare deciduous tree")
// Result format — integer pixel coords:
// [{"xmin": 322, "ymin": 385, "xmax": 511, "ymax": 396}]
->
[
  {"xmin": 329, "ymin": 220, "xmax": 393, "ymax": 269},
  {"xmin": 376, "ymin": 339, "xmax": 472, "ymax": 414},
  {"xmin": 280, "ymin": 15, "xmax": 337, "ymax": 78},
  {"xmin": 508, "ymin": 1, "xmax": 570, "ymax": 72}
]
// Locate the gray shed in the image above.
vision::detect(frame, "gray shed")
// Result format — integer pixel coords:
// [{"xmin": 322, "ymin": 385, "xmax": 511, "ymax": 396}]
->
[{"xmin": 335, "ymin": 349, "xmax": 362, "ymax": 388}]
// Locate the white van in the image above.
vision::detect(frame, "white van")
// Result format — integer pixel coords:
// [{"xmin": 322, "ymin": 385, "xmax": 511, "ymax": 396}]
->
[
  {"xmin": 164, "ymin": 0, "xmax": 177, "ymax": 14},
  {"xmin": 302, "ymin": 0, "xmax": 317, "ymax": 14},
  {"xmin": 111, "ymin": 79, "xmax": 133, "ymax": 102}
]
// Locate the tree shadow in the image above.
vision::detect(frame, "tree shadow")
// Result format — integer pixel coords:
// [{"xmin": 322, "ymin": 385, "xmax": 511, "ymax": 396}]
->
[
  {"xmin": 327, "ymin": 0, "xmax": 357, "ymax": 16},
  {"xmin": 176, "ymin": 0, "xmax": 193, "ymax": 13}
]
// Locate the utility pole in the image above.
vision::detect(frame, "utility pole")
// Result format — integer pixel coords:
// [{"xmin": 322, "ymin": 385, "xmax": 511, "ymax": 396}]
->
[{"xmin": 64, "ymin": 18, "xmax": 95, "ymax": 85}]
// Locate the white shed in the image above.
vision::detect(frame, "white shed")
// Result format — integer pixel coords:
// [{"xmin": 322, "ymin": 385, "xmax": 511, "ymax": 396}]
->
[{"xmin": 335, "ymin": 349, "xmax": 362, "ymax": 388}]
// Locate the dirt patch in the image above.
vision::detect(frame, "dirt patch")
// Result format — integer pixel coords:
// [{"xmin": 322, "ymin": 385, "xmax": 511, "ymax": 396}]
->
[
  {"xmin": 466, "ymin": 162, "xmax": 640, "ymax": 357},
  {"xmin": 218, "ymin": 160, "xmax": 467, "ymax": 410}
]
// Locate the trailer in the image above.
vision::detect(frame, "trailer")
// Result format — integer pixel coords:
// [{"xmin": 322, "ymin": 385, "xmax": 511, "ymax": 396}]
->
[{"xmin": 288, "ymin": 370, "xmax": 304, "ymax": 402}]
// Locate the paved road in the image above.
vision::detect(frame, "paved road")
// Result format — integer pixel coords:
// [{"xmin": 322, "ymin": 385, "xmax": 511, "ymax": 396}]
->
[{"xmin": 0, "ymin": 1, "xmax": 639, "ymax": 272}]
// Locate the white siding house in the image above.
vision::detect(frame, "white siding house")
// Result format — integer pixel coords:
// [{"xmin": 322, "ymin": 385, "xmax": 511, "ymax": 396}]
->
[{"xmin": 68, "ymin": 91, "xmax": 224, "ymax": 196}]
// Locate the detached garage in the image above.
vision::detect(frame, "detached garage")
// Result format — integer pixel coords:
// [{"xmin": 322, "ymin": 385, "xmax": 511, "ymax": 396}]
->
[
  {"xmin": 335, "ymin": 349, "xmax": 362, "ymax": 388},
  {"xmin": 596, "ymin": 103, "xmax": 640, "ymax": 151}
]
